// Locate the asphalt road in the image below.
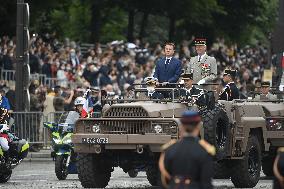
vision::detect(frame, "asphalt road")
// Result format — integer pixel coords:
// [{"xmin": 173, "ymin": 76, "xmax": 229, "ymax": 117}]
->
[{"xmin": 0, "ymin": 161, "xmax": 273, "ymax": 189}]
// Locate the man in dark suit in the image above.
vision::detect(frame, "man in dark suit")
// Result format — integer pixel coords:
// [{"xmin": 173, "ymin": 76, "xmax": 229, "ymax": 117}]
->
[{"xmin": 153, "ymin": 43, "xmax": 182, "ymax": 85}]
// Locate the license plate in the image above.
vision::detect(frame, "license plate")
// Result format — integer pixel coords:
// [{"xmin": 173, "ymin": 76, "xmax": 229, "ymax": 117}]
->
[{"xmin": 82, "ymin": 138, "xmax": 109, "ymax": 144}]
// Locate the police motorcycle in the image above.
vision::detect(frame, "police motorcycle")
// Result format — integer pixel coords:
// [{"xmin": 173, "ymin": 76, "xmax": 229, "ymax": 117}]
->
[
  {"xmin": 0, "ymin": 123, "xmax": 29, "ymax": 183},
  {"xmin": 44, "ymin": 111, "xmax": 80, "ymax": 180}
]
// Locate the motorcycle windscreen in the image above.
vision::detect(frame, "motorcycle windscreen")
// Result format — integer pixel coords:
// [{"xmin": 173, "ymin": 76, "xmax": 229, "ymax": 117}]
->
[{"xmin": 65, "ymin": 111, "xmax": 80, "ymax": 125}]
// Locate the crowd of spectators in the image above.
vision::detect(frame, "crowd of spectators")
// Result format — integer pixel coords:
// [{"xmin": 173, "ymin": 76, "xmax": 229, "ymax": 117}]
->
[{"xmin": 0, "ymin": 33, "xmax": 273, "ymax": 113}]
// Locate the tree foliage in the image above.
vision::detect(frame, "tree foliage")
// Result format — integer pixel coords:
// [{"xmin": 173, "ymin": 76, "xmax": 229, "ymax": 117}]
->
[{"xmin": 0, "ymin": 0, "xmax": 279, "ymax": 45}]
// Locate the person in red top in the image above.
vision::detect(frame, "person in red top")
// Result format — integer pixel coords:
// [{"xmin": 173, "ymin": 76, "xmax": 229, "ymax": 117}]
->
[{"xmin": 0, "ymin": 107, "xmax": 10, "ymax": 153}]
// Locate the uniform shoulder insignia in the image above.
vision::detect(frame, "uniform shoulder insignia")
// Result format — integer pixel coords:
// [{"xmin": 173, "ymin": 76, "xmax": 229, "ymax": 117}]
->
[
  {"xmin": 161, "ymin": 139, "xmax": 177, "ymax": 151},
  {"xmin": 199, "ymin": 139, "xmax": 216, "ymax": 156},
  {"xmin": 278, "ymin": 147, "xmax": 284, "ymax": 153}
]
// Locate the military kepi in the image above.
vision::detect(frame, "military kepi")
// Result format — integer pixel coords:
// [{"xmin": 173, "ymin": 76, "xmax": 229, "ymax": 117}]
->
[
  {"xmin": 261, "ymin": 81, "xmax": 270, "ymax": 87},
  {"xmin": 181, "ymin": 72, "xmax": 193, "ymax": 80},
  {"xmin": 223, "ymin": 69, "xmax": 237, "ymax": 77},
  {"xmin": 194, "ymin": 38, "xmax": 206, "ymax": 46},
  {"xmin": 180, "ymin": 111, "xmax": 201, "ymax": 126}
]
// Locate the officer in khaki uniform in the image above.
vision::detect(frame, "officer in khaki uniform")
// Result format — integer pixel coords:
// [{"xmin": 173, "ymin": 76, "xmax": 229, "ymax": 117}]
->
[
  {"xmin": 254, "ymin": 81, "xmax": 277, "ymax": 100},
  {"xmin": 159, "ymin": 111, "xmax": 215, "ymax": 189},
  {"xmin": 187, "ymin": 38, "xmax": 217, "ymax": 85}
]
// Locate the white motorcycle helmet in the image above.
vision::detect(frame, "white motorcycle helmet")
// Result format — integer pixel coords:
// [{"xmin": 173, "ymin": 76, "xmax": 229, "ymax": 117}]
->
[{"xmin": 74, "ymin": 97, "xmax": 86, "ymax": 106}]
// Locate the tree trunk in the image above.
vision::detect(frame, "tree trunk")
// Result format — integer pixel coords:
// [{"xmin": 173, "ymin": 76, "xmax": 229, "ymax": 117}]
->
[
  {"xmin": 90, "ymin": 1, "xmax": 102, "ymax": 43},
  {"xmin": 139, "ymin": 12, "xmax": 149, "ymax": 40},
  {"xmin": 168, "ymin": 16, "xmax": 176, "ymax": 42},
  {"xmin": 127, "ymin": 9, "xmax": 135, "ymax": 42}
]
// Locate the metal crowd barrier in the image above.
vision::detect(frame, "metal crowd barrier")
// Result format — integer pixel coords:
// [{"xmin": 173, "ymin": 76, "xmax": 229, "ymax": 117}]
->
[
  {"xmin": 1, "ymin": 69, "xmax": 15, "ymax": 81},
  {"xmin": 10, "ymin": 111, "xmax": 101, "ymax": 146},
  {"xmin": 30, "ymin": 73, "xmax": 46, "ymax": 85},
  {"xmin": 11, "ymin": 111, "xmax": 65, "ymax": 146},
  {"xmin": 0, "ymin": 69, "xmax": 78, "ymax": 89}
]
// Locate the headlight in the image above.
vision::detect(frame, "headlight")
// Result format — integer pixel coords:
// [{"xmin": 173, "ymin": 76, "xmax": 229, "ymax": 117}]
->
[
  {"xmin": 154, "ymin": 125, "xmax": 162, "ymax": 134},
  {"xmin": 170, "ymin": 125, "xmax": 177, "ymax": 134},
  {"xmin": 92, "ymin": 124, "xmax": 101, "ymax": 133},
  {"xmin": 62, "ymin": 138, "xmax": 72, "ymax": 144}
]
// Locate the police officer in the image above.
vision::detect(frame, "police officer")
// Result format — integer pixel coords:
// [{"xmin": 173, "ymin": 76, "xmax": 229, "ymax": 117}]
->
[
  {"xmin": 187, "ymin": 38, "xmax": 217, "ymax": 85},
  {"xmin": 219, "ymin": 69, "xmax": 240, "ymax": 101},
  {"xmin": 254, "ymin": 81, "xmax": 277, "ymax": 100},
  {"xmin": 273, "ymin": 147, "xmax": 284, "ymax": 189},
  {"xmin": 159, "ymin": 110, "xmax": 215, "ymax": 189}
]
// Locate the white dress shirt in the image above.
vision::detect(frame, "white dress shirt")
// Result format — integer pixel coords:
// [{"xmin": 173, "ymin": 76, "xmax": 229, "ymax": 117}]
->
[{"xmin": 198, "ymin": 53, "xmax": 206, "ymax": 62}]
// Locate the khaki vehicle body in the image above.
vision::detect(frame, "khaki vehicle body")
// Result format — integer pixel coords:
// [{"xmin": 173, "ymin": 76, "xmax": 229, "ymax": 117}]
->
[
  {"xmin": 72, "ymin": 87, "xmax": 284, "ymax": 188},
  {"xmin": 72, "ymin": 102, "xmax": 186, "ymax": 153},
  {"xmin": 220, "ymin": 100, "xmax": 284, "ymax": 158},
  {"xmin": 73, "ymin": 100, "xmax": 284, "ymax": 157}
]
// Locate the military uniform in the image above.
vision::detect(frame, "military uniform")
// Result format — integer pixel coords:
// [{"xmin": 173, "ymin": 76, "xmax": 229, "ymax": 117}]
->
[
  {"xmin": 186, "ymin": 39, "xmax": 217, "ymax": 84},
  {"xmin": 219, "ymin": 82, "xmax": 240, "ymax": 101},
  {"xmin": 254, "ymin": 81, "xmax": 277, "ymax": 101},
  {"xmin": 159, "ymin": 111, "xmax": 215, "ymax": 189},
  {"xmin": 219, "ymin": 69, "xmax": 240, "ymax": 101}
]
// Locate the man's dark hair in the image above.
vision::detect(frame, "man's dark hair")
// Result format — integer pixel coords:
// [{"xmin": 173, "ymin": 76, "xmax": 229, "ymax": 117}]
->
[
  {"xmin": 54, "ymin": 86, "xmax": 61, "ymax": 94},
  {"xmin": 164, "ymin": 42, "xmax": 175, "ymax": 49}
]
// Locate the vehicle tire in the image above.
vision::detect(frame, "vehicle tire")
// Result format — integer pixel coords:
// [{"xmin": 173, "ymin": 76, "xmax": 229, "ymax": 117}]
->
[
  {"xmin": 55, "ymin": 155, "xmax": 68, "ymax": 180},
  {"xmin": 0, "ymin": 170, "xmax": 12, "ymax": 183},
  {"xmin": 128, "ymin": 169, "xmax": 138, "ymax": 178},
  {"xmin": 262, "ymin": 156, "xmax": 275, "ymax": 177},
  {"xmin": 201, "ymin": 105, "xmax": 230, "ymax": 160},
  {"xmin": 231, "ymin": 135, "xmax": 261, "ymax": 188},
  {"xmin": 146, "ymin": 166, "xmax": 160, "ymax": 186},
  {"xmin": 214, "ymin": 160, "xmax": 230, "ymax": 179},
  {"xmin": 77, "ymin": 153, "xmax": 111, "ymax": 188}
]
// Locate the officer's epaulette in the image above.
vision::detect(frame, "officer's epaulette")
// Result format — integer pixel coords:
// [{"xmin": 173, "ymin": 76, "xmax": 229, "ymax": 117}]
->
[
  {"xmin": 161, "ymin": 139, "xmax": 177, "ymax": 151},
  {"xmin": 278, "ymin": 147, "xmax": 284, "ymax": 153},
  {"xmin": 199, "ymin": 139, "xmax": 216, "ymax": 156}
]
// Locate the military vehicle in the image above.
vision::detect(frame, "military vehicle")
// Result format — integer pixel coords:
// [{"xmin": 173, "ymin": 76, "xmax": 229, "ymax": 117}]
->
[{"xmin": 72, "ymin": 83, "xmax": 284, "ymax": 188}]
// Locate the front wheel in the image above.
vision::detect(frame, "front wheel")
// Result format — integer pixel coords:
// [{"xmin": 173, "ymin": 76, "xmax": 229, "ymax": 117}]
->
[
  {"xmin": 262, "ymin": 155, "xmax": 275, "ymax": 177},
  {"xmin": 0, "ymin": 170, "xmax": 12, "ymax": 183},
  {"xmin": 146, "ymin": 166, "xmax": 160, "ymax": 186},
  {"xmin": 77, "ymin": 154, "xmax": 111, "ymax": 188},
  {"xmin": 55, "ymin": 155, "xmax": 68, "ymax": 180},
  {"xmin": 231, "ymin": 135, "xmax": 261, "ymax": 188}
]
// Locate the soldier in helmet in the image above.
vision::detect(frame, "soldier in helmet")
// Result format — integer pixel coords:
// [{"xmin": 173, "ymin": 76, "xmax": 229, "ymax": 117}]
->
[
  {"xmin": 219, "ymin": 69, "xmax": 240, "ymax": 101},
  {"xmin": 254, "ymin": 81, "xmax": 277, "ymax": 101},
  {"xmin": 74, "ymin": 97, "xmax": 86, "ymax": 117},
  {"xmin": 159, "ymin": 110, "xmax": 215, "ymax": 189}
]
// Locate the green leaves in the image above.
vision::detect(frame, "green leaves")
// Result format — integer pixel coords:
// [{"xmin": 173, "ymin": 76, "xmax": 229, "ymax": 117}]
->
[{"xmin": 2, "ymin": 0, "xmax": 274, "ymax": 44}]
